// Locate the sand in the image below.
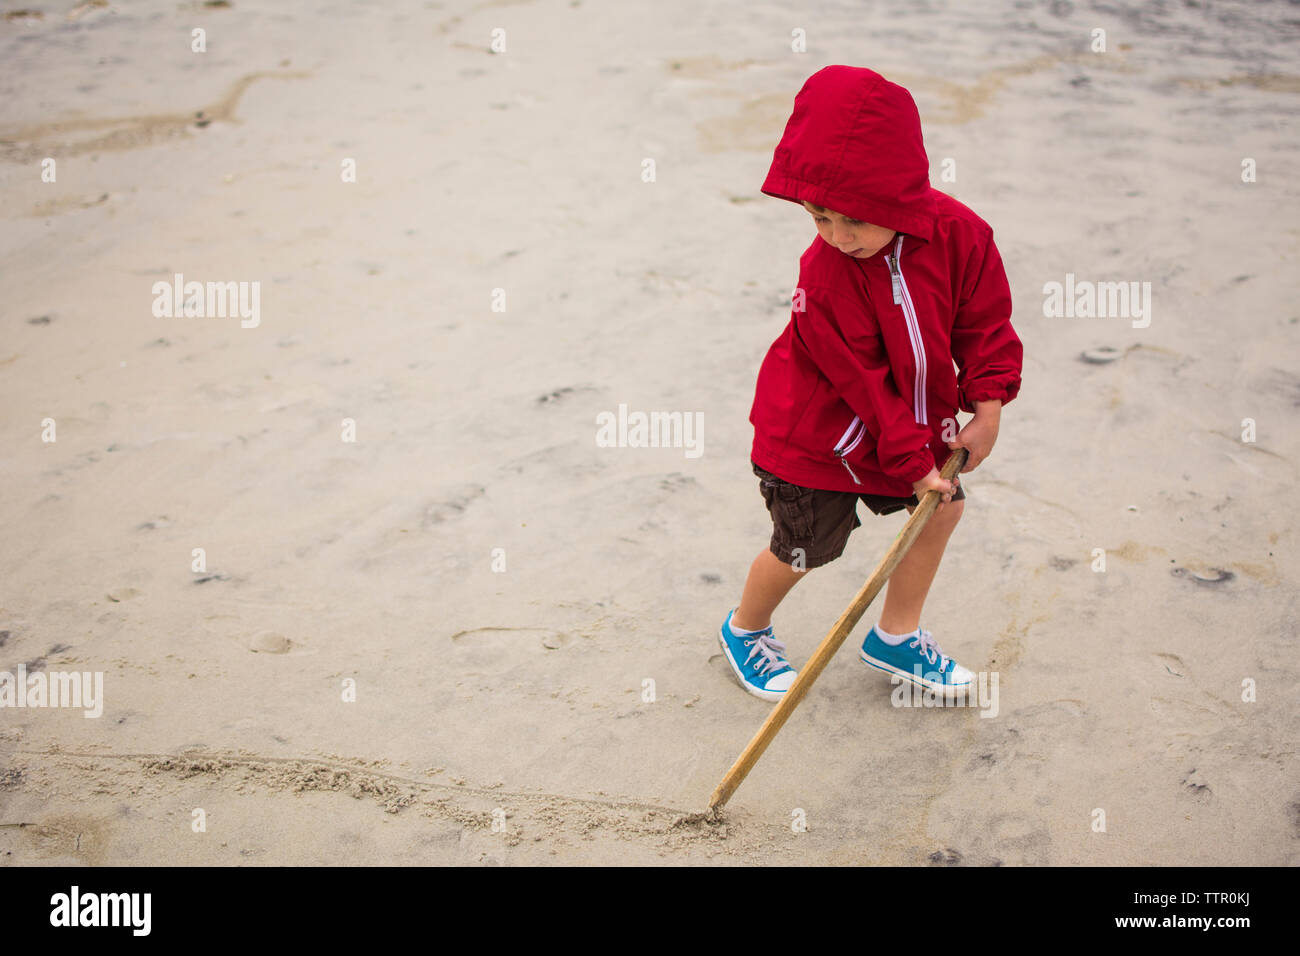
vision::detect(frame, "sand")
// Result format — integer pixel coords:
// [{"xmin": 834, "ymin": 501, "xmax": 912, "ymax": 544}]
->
[{"xmin": 1, "ymin": 0, "xmax": 1297, "ymax": 865}]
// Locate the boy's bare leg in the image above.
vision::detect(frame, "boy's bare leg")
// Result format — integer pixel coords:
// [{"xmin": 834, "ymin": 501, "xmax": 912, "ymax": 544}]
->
[
  {"xmin": 732, "ymin": 547, "xmax": 806, "ymax": 631},
  {"xmin": 877, "ymin": 499, "xmax": 963, "ymax": 634},
  {"xmin": 734, "ymin": 497, "xmax": 962, "ymax": 634}
]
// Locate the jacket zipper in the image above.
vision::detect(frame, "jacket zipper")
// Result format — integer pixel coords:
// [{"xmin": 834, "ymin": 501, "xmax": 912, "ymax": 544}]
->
[
  {"xmin": 830, "ymin": 237, "xmax": 927, "ymax": 485},
  {"xmin": 888, "ymin": 235, "xmax": 928, "ymax": 426},
  {"xmin": 833, "ymin": 416, "xmax": 866, "ymax": 484}
]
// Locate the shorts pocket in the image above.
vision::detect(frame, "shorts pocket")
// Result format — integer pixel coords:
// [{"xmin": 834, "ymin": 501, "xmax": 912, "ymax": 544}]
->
[{"xmin": 758, "ymin": 477, "xmax": 816, "ymax": 542}]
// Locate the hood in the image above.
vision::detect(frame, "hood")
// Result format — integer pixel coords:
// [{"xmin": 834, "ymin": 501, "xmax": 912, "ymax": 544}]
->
[{"xmin": 761, "ymin": 65, "xmax": 937, "ymax": 242}]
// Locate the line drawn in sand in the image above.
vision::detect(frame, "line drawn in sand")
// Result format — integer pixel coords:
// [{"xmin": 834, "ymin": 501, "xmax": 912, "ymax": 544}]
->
[
  {"xmin": 0, "ymin": 70, "xmax": 312, "ymax": 164},
  {"xmin": 2, "ymin": 748, "xmax": 739, "ymax": 847}
]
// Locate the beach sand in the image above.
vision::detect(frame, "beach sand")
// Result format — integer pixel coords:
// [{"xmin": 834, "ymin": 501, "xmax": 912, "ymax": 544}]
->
[{"xmin": 1, "ymin": 0, "xmax": 1297, "ymax": 865}]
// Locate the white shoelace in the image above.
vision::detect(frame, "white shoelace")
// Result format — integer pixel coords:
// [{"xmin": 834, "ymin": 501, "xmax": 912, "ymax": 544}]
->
[
  {"xmin": 744, "ymin": 630, "xmax": 789, "ymax": 676},
  {"xmin": 910, "ymin": 629, "xmax": 950, "ymax": 672}
]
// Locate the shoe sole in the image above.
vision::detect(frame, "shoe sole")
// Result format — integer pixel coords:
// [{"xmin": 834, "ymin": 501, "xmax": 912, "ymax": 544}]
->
[
  {"xmin": 718, "ymin": 626, "xmax": 788, "ymax": 703},
  {"xmin": 860, "ymin": 650, "xmax": 972, "ymax": 697}
]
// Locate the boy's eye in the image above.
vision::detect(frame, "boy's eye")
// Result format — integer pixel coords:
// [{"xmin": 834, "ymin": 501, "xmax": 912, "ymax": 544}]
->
[{"xmin": 813, "ymin": 214, "xmax": 861, "ymax": 227}]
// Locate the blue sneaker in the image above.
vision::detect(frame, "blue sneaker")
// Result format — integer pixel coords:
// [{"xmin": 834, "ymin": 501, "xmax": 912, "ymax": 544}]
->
[
  {"xmin": 859, "ymin": 626, "xmax": 974, "ymax": 695},
  {"xmin": 718, "ymin": 608, "xmax": 798, "ymax": 702}
]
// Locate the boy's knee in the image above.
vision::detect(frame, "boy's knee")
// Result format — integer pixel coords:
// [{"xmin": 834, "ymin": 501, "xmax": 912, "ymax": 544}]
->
[
  {"xmin": 920, "ymin": 498, "xmax": 963, "ymax": 528},
  {"xmin": 939, "ymin": 498, "xmax": 965, "ymax": 525}
]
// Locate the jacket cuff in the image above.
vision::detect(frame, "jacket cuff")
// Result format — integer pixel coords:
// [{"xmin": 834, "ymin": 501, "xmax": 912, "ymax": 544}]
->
[
  {"xmin": 895, "ymin": 448, "xmax": 937, "ymax": 484},
  {"xmin": 960, "ymin": 380, "xmax": 1020, "ymax": 413}
]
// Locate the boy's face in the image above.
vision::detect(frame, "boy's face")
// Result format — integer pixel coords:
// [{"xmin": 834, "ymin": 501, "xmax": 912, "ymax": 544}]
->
[{"xmin": 802, "ymin": 201, "xmax": 896, "ymax": 258}]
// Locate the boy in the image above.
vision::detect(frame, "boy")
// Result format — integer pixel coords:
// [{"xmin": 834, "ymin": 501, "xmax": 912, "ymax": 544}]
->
[{"xmin": 719, "ymin": 65, "xmax": 1022, "ymax": 702}]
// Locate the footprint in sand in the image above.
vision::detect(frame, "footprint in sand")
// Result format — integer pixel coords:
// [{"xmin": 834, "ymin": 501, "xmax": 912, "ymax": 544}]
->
[
  {"xmin": 1170, "ymin": 566, "xmax": 1234, "ymax": 586},
  {"xmin": 1181, "ymin": 768, "xmax": 1213, "ymax": 802},
  {"xmin": 927, "ymin": 847, "xmax": 963, "ymax": 865},
  {"xmin": 1154, "ymin": 652, "xmax": 1185, "ymax": 677},
  {"xmin": 659, "ymin": 474, "xmax": 696, "ymax": 492},
  {"xmin": 192, "ymin": 574, "xmax": 231, "ymax": 585},
  {"xmin": 536, "ymin": 387, "xmax": 575, "ymax": 405},
  {"xmin": 21, "ymin": 644, "xmax": 73, "ymax": 672},
  {"xmin": 986, "ymin": 813, "xmax": 1054, "ymax": 865},
  {"xmin": 245, "ymin": 631, "xmax": 294, "ymax": 654},
  {"xmin": 422, "ymin": 486, "xmax": 486, "ymax": 527},
  {"xmin": 1079, "ymin": 346, "xmax": 1123, "ymax": 364},
  {"xmin": 450, "ymin": 627, "xmax": 570, "ymax": 652}
]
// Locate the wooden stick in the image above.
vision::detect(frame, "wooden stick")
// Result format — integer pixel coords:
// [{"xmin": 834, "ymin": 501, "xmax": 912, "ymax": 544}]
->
[{"xmin": 707, "ymin": 447, "xmax": 968, "ymax": 812}]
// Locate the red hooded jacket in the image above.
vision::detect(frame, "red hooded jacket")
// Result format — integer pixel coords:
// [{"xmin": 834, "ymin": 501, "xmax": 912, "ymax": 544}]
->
[{"xmin": 750, "ymin": 65, "xmax": 1023, "ymax": 496}]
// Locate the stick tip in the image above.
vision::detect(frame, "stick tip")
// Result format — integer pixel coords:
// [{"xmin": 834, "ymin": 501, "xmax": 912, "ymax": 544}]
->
[{"xmin": 672, "ymin": 805, "xmax": 725, "ymax": 828}]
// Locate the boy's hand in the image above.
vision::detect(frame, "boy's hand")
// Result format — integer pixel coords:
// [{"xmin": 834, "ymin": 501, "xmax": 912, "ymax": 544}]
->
[
  {"xmin": 912, "ymin": 467, "xmax": 957, "ymax": 505},
  {"xmin": 948, "ymin": 399, "xmax": 1001, "ymax": 473}
]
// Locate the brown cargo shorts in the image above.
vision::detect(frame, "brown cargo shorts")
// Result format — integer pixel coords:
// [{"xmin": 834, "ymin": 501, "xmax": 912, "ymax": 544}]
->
[{"xmin": 753, "ymin": 461, "xmax": 965, "ymax": 569}]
